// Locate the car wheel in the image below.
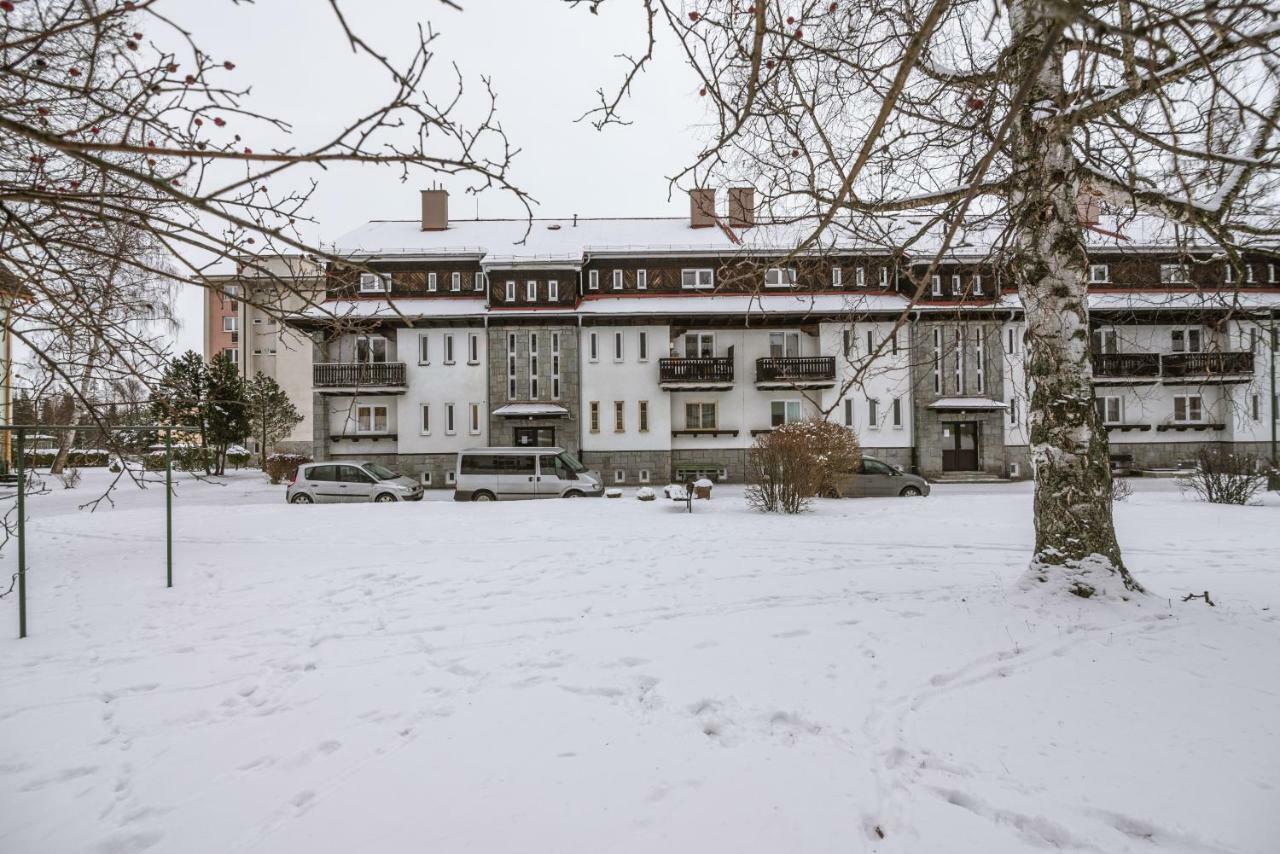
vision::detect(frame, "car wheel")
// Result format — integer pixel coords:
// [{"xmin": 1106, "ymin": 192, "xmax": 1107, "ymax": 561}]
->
[
  {"xmin": 563, "ymin": 490, "xmax": 584, "ymax": 498},
  {"xmin": 899, "ymin": 485, "xmax": 923, "ymax": 497},
  {"xmin": 374, "ymin": 492, "xmax": 397, "ymax": 503},
  {"xmin": 471, "ymin": 490, "xmax": 496, "ymax": 502},
  {"xmin": 290, "ymin": 493, "xmax": 314, "ymax": 504}
]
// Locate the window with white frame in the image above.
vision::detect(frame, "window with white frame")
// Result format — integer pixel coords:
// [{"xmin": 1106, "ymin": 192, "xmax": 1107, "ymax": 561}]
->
[
  {"xmin": 418, "ymin": 333, "xmax": 430, "ymax": 365},
  {"xmin": 891, "ymin": 398, "xmax": 903, "ymax": 428},
  {"xmin": 504, "ymin": 280, "xmax": 515, "ymax": 303},
  {"xmin": 868, "ymin": 398, "xmax": 880, "ymax": 428},
  {"xmin": 973, "ymin": 274, "xmax": 983, "ymax": 294},
  {"xmin": 356, "ymin": 335, "xmax": 387, "ymax": 363},
  {"xmin": 1171, "ymin": 327, "xmax": 1203, "ymax": 353},
  {"xmin": 443, "ymin": 334, "xmax": 455, "ymax": 365},
  {"xmin": 551, "ymin": 333, "xmax": 561, "ymax": 399},
  {"xmin": 638, "ymin": 400, "xmax": 649, "ymax": 432},
  {"xmin": 843, "ymin": 328, "xmax": 854, "ymax": 356},
  {"xmin": 769, "ymin": 331, "xmax": 800, "ymax": 358},
  {"xmin": 1009, "ymin": 395, "xmax": 1019, "ymax": 425},
  {"xmin": 451, "ymin": 272, "xmax": 461, "ymax": 292},
  {"xmin": 614, "ymin": 469, "xmax": 626, "ymax": 484},
  {"xmin": 222, "ymin": 316, "xmax": 237, "ymax": 332},
  {"xmin": 638, "ymin": 331, "xmax": 649, "ymax": 362},
  {"xmin": 879, "ymin": 267, "xmax": 889, "ymax": 288},
  {"xmin": 358, "ymin": 272, "xmax": 389, "ymax": 293},
  {"xmin": 356, "ymin": 404, "xmax": 388, "ymax": 433},
  {"xmin": 548, "ymin": 279, "xmax": 559, "ymax": 301},
  {"xmin": 475, "ymin": 271, "xmax": 487, "ymax": 292},
  {"xmin": 1089, "ymin": 264, "xmax": 1110, "ymax": 283},
  {"xmin": 638, "ymin": 469, "xmax": 651, "ymax": 483},
  {"xmin": 1095, "ymin": 395, "xmax": 1122, "ymax": 424},
  {"xmin": 770, "ymin": 400, "xmax": 802, "ymax": 427},
  {"xmin": 589, "ymin": 401, "xmax": 600, "ymax": 432},
  {"xmin": 588, "ymin": 331, "xmax": 599, "ymax": 362},
  {"xmin": 528, "ymin": 333, "xmax": 539, "ymax": 398},
  {"xmin": 1160, "ymin": 263, "xmax": 1190, "ymax": 284},
  {"xmin": 420, "ymin": 403, "xmax": 431, "ymax": 434},
  {"xmin": 421, "ymin": 471, "xmax": 432, "ymax": 486},
  {"xmin": 614, "ymin": 400, "xmax": 625, "ymax": 432},
  {"xmin": 932, "ymin": 328, "xmax": 943, "ymax": 393},
  {"xmin": 931, "ymin": 274, "xmax": 942, "ymax": 296},
  {"xmin": 469, "ymin": 403, "xmax": 481, "ymax": 435},
  {"xmin": 681, "ymin": 268, "xmax": 714, "ymax": 289},
  {"xmin": 1092, "ymin": 328, "xmax": 1118, "ymax": 354},
  {"xmin": 832, "ymin": 267, "xmax": 843, "ymax": 288},
  {"xmin": 613, "ymin": 331, "xmax": 624, "ymax": 361},
  {"xmin": 252, "ymin": 348, "xmax": 263, "ymax": 356},
  {"xmin": 684, "ymin": 332, "xmax": 715, "ymax": 358},
  {"xmin": 954, "ymin": 327, "xmax": 966, "ymax": 393},
  {"xmin": 445, "ymin": 403, "xmax": 456, "ymax": 434},
  {"xmin": 637, "ymin": 269, "xmax": 648, "ymax": 290},
  {"xmin": 468, "ymin": 333, "xmax": 479, "ymax": 364},
  {"xmin": 223, "ymin": 347, "xmax": 238, "ymax": 364},
  {"xmin": 951, "ymin": 274, "xmax": 962, "ymax": 296},
  {"xmin": 427, "ymin": 272, "xmax": 438, "ymax": 292},
  {"xmin": 612, "ymin": 270, "xmax": 623, "ymax": 291},
  {"xmin": 975, "ymin": 329, "xmax": 986, "ymax": 393},
  {"xmin": 1006, "ymin": 326, "xmax": 1019, "ymax": 353},
  {"xmin": 764, "ymin": 267, "xmax": 797, "ymax": 288},
  {"xmin": 843, "ymin": 398, "xmax": 854, "ymax": 426},
  {"xmin": 686, "ymin": 402, "xmax": 717, "ymax": 430},
  {"xmin": 507, "ymin": 333, "xmax": 517, "ymax": 399},
  {"xmin": 1173, "ymin": 394, "xmax": 1203, "ymax": 422},
  {"xmin": 445, "ymin": 471, "xmax": 456, "ymax": 485},
  {"xmin": 855, "ymin": 266, "xmax": 866, "ymax": 287},
  {"xmin": 588, "ymin": 270, "xmax": 599, "ymax": 291},
  {"xmin": 526, "ymin": 280, "xmax": 537, "ymax": 301}
]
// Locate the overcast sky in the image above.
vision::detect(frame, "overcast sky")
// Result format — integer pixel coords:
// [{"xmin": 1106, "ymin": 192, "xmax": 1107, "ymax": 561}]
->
[{"xmin": 170, "ymin": 0, "xmax": 709, "ymax": 353}]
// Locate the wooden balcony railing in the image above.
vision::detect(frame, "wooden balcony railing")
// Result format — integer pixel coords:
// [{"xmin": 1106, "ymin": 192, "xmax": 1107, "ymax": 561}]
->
[
  {"xmin": 659, "ymin": 357, "xmax": 734, "ymax": 384},
  {"xmin": 755, "ymin": 356, "xmax": 837, "ymax": 383},
  {"xmin": 1092, "ymin": 352, "xmax": 1160, "ymax": 377},
  {"xmin": 313, "ymin": 362, "xmax": 407, "ymax": 387},
  {"xmin": 1161, "ymin": 351, "xmax": 1254, "ymax": 377}
]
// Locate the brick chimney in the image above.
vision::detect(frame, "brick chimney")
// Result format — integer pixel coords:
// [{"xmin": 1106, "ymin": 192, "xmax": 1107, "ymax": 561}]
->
[
  {"xmin": 421, "ymin": 189, "xmax": 448, "ymax": 231},
  {"xmin": 689, "ymin": 188, "xmax": 716, "ymax": 229},
  {"xmin": 1076, "ymin": 188, "xmax": 1102, "ymax": 227},
  {"xmin": 728, "ymin": 187, "xmax": 755, "ymax": 228}
]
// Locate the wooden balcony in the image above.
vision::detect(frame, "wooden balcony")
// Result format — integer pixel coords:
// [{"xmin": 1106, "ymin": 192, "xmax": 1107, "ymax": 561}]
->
[
  {"xmin": 659, "ymin": 357, "xmax": 734, "ymax": 389},
  {"xmin": 1092, "ymin": 352, "xmax": 1160, "ymax": 379},
  {"xmin": 755, "ymin": 356, "xmax": 836, "ymax": 388},
  {"xmin": 1161, "ymin": 351, "xmax": 1254, "ymax": 380},
  {"xmin": 313, "ymin": 362, "xmax": 408, "ymax": 393}
]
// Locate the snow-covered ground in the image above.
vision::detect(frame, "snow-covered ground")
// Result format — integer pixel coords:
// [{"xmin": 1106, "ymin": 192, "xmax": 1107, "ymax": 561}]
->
[{"xmin": 1, "ymin": 470, "xmax": 1277, "ymax": 854}]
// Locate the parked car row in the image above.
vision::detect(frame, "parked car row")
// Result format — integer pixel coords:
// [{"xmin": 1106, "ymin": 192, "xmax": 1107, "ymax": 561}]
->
[{"xmin": 285, "ymin": 450, "xmax": 928, "ymax": 504}]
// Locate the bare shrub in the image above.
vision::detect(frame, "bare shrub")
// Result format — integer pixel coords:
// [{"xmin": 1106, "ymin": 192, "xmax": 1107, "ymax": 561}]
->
[
  {"xmin": 1179, "ymin": 448, "xmax": 1266, "ymax": 506},
  {"xmin": 266, "ymin": 454, "xmax": 312, "ymax": 485},
  {"xmin": 746, "ymin": 419, "xmax": 859, "ymax": 512},
  {"xmin": 1110, "ymin": 476, "xmax": 1132, "ymax": 503},
  {"xmin": 58, "ymin": 468, "xmax": 81, "ymax": 490}
]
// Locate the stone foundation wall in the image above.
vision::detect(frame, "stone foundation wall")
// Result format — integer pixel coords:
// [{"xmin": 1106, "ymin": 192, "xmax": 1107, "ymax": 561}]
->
[
  {"xmin": 580, "ymin": 450, "xmax": 672, "ymax": 486},
  {"xmin": 671, "ymin": 448, "xmax": 749, "ymax": 482}
]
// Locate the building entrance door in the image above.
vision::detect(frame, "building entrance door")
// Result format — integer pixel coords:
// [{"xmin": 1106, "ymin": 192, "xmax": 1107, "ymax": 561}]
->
[{"xmin": 941, "ymin": 422, "xmax": 980, "ymax": 471}]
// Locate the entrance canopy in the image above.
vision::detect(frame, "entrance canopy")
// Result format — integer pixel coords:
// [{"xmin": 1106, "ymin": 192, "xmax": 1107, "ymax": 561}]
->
[
  {"xmin": 492, "ymin": 403, "xmax": 570, "ymax": 418},
  {"xmin": 927, "ymin": 397, "xmax": 1008, "ymax": 411}
]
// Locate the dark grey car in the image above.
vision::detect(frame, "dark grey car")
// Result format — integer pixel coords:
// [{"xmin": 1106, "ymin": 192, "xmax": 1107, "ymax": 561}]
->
[
  {"xmin": 287, "ymin": 461, "xmax": 423, "ymax": 504},
  {"xmin": 834, "ymin": 457, "xmax": 931, "ymax": 498}
]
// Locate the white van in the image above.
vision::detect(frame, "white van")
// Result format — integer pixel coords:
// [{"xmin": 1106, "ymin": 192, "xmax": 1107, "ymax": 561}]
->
[{"xmin": 453, "ymin": 447, "xmax": 604, "ymax": 501}]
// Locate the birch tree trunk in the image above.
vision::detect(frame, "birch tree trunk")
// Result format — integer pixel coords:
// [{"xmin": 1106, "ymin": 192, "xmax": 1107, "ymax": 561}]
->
[{"xmin": 1009, "ymin": 0, "xmax": 1143, "ymax": 597}]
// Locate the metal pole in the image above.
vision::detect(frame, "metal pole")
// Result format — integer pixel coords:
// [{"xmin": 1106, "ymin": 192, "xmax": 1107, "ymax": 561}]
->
[
  {"xmin": 165, "ymin": 426, "xmax": 173, "ymax": 588},
  {"xmin": 1270, "ymin": 319, "xmax": 1276, "ymax": 466},
  {"xmin": 16, "ymin": 427, "xmax": 25, "ymax": 638}
]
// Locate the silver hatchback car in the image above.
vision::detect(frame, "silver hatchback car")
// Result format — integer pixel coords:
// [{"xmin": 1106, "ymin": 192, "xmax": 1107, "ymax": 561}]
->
[
  {"xmin": 287, "ymin": 460, "xmax": 423, "ymax": 504},
  {"xmin": 833, "ymin": 456, "xmax": 931, "ymax": 498}
]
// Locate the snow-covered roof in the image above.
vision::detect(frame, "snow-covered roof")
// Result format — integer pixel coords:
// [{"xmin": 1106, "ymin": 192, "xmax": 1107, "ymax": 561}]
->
[
  {"xmin": 929, "ymin": 397, "xmax": 1009, "ymax": 411},
  {"xmin": 576, "ymin": 293, "xmax": 910, "ymax": 316},
  {"xmin": 332, "ymin": 213, "xmax": 1278, "ymax": 263},
  {"xmin": 492, "ymin": 403, "xmax": 570, "ymax": 418}
]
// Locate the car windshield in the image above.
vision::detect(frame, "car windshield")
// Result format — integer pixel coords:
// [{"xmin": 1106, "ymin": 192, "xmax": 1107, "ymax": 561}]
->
[
  {"xmin": 555, "ymin": 451, "xmax": 587, "ymax": 473},
  {"xmin": 362, "ymin": 463, "xmax": 399, "ymax": 480}
]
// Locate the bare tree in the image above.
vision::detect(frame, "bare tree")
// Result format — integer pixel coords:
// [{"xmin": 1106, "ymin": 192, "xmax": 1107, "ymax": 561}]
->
[
  {"xmin": 1, "ymin": 0, "xmax": 530, "ymax": 449},
  {"xmin": 578, "ymin": 0, "xmax": 1280, "ymax": 598}
]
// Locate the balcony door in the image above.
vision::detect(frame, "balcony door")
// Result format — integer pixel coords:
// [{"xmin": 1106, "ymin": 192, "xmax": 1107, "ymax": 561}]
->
[
  {"xmin": 769, "ymin": 332, "xmax": 800, "ymax": 358},
  {"xmin": 1170, "ymin": 328, "xmax": 1202, "ymax": 353},
  {"xmin": 684, "ymin": 333, "xmax": 715, "ymax": 358},
  {"xmin": 1090, "ymin": 328, "xmax": 1117, "ymax": 354},
  {"xmin": 356, "ymin": 335, "xmax": 388, "ymax": 364}
]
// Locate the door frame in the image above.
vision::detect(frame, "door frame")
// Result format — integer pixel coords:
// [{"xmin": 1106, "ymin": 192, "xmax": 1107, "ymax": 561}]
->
[{"xmin": 941, "ymin": 421, "xmax": 981, "ymax": 472}]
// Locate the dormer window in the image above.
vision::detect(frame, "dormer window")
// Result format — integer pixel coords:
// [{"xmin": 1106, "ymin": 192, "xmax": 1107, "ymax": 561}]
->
[
  {"xmin": 475, "ymin": 271, "xmax": 487, "ymax": 292},
  {"xmin": 427, "ymin": 272, "xmax": 437, "ymax": 292},
  {"xmin": 951, "ymin": 274, "xmax": 962, "ymax": 295},
  {"xmin": 973, "ymin": 274, "xmax": 983, "ymax": 294},
  {"xmin": 879, "ymin": 267, "xmax": 889, "ymax": 288},
  {"xmin": 358, "ymin": 273, "xmax": 390, "ymax": 294},
  {"xmin": 931, "ymin": 274, "xmax": 942, "ymax": 296},
  {"xmin": 548, "ymin": 279, "xmax": 559, "ymax": 301},
  {"xmin": 1160, "ymin": 263, "xmax": 1190, "ymax": 284},
  {"xmin": 831, "ymin": 267, "xmax": 843, "ymax": 288},
  {"xmin": 504, "ymin": 280, "xmax": 515, "ymax": 303},
  {"xmin": 681, "ymin": 268, "xmax": 714, "ymax": 290},
  {"xmin": 637, "ymin": 269, "xmax": 648, "ymax": 290},
  {"xmin": 612, "ymin": 270, "xmax": 623, "ymax": 291},
  {"xmin": 526, "ymin": 280, "xmax": 537, "ymax": 301},
  {"xmin": 450, "ymin": 272, "xmax": 461, "ymax": 292},
  {"xmin": 764, "ymin": 267, "xmax": 796, "ymax": 288},
  {"xmin": 854, "ymin": 267, "xmax": 866, "ymax": 287},
  {"xmin": 1089, "ymin": 264, "xmax": 1110, "ymax": 283},
  {"xmin": 588, "ymin": 270, "xmax": 600, "ymax": 291}
]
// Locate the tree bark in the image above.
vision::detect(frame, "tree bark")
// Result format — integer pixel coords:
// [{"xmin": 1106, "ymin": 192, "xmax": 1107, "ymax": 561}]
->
[{"xmin": 1009, "ymin": 0, "xmax": 1143, "ymax": 598}]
